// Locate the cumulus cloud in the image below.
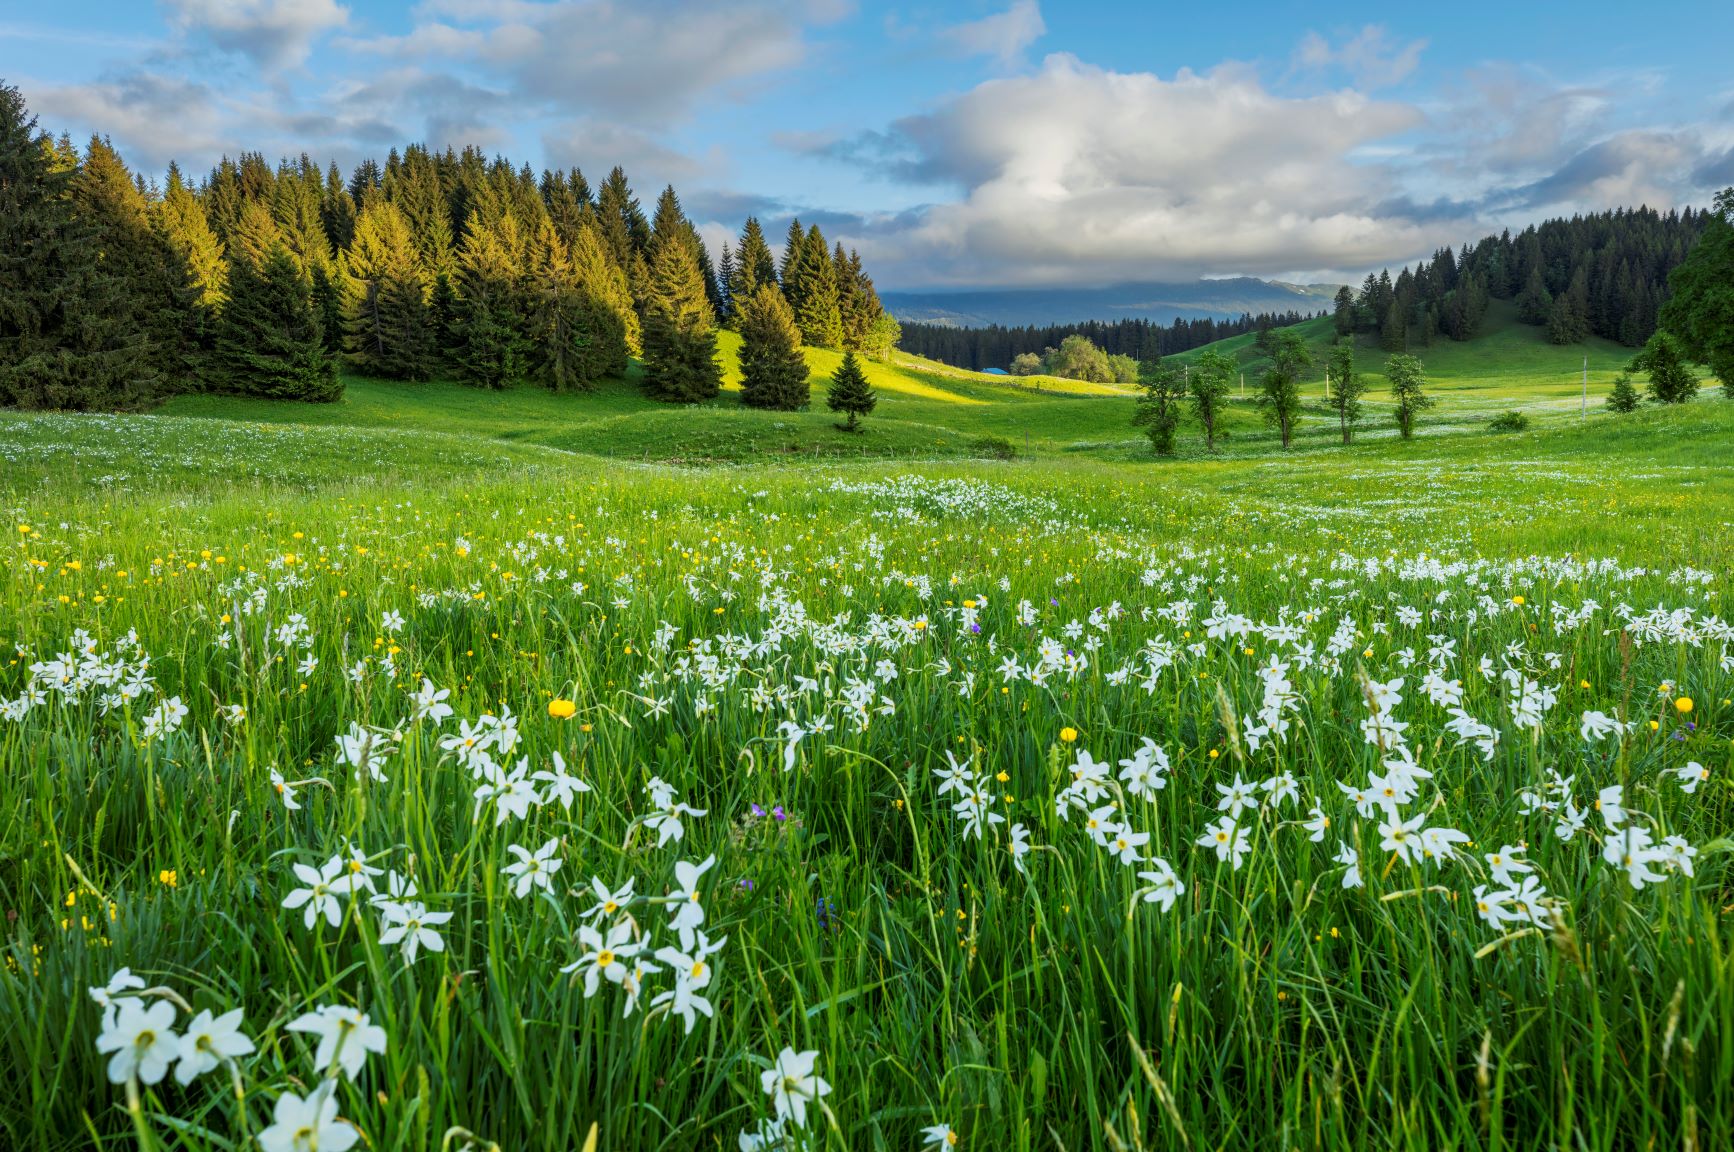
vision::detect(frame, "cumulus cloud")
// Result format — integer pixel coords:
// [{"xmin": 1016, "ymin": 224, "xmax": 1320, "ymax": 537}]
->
[
  {"xmin": 164, "ymin": 0, "xmax": 350, "ymax": 72},
  {"xmin": 344, "ymin": 0, "xmax": 821, "ymax": 126},
  {"xmin": 939, "ymin": 1, "xmax": 1046, "ymax": 64},
  {"xmin": 836, "ymin": 54, "xmax": 1454, "ymax": 286}
]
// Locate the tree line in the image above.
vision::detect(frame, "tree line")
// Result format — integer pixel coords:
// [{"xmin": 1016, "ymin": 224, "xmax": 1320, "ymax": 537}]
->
[
  {"xmin": 1332, "ymin": 206, "xmax": 1708, "ymax": 353},
  {"xmin": 0, "ymin": 82, "xmax": 896, "ymax": 413},
  {"xmin": 897, "ymin": 310, "xmax": 1316, "ymax": 373}
]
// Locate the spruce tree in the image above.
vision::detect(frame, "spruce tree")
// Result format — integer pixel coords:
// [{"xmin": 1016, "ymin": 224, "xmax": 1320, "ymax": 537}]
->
[
  {"xmin": 1332, "ymin": 286, "xmax": 1355, "ymax": 336},
  {"xmin": 570, "ymin": 219, "xmax": 637, "ymax": 365},
  {"xmin": 778, "ymin": 218, "xmax": 806, "ymax": 289},
  {"xmin": 73, "ymin": 137, "xmax": 199, "ymax": 391},
  {"xmin": 1629, "ymin": 330, "xmax": 1698, "ymax": 404},
  {"xmin": 717, "ymin": 242, "xmax": 736, "ymax": 324},
  {"xmin": 157, "ymin": 162, "xmax": 227, "ymax": 311},
  {"xmin": 211, "ymin": 202, "xmax": 341, "ymax": 401},
  {"xmin": 1606, "ymin": 372, "xmax": 1640, "ymax": 413},
  {"xmin": 790, "ymin": 224, "xmax": 843, "ymax": 348},
  {"xmin": 1515, "ymin": 266, "xmax": 1552, "ymax": 325},
  {"xmin": 736, "ymin": 283, "xmax": 809, "ymax": 410},
  {"xmin": 342, "ymin": 200, "xmax": 434, "ymax": 380},
  {"xmin": 734, "ymin": 217, "xmax": 778, "ymax": 302},
  {"xmin": 827, "ymin": 350, "xmax": 877, "ymax": 431},
  {"xmin": 0, "ymin": 87, "xmax": 155, "ymax": 410},
  {"xmin": 452, "ymin": 211, "xmax": 528, "ymax": 389},
  {"xmin": 1385, "ymin": 353, "xmax": 1433, "ymax": 438},
  {"xmin": 640, "ymin": 218, "xmax": 720, "ymax": 403}
]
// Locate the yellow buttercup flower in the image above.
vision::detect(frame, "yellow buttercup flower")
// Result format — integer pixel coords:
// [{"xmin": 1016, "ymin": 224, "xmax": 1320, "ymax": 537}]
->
[{"xmin": 548, "ymin": 698, "xmax": 577, "ymax": 719}]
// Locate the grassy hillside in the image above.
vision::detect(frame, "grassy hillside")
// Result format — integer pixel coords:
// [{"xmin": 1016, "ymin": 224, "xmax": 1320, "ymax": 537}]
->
[{"xmin": 68, "ymin": 305, "xmax": 1713, "ymax": 472}]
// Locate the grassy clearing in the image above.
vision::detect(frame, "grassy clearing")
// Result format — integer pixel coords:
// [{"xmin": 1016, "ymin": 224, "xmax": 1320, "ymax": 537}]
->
[{"xmin": 1, "ymin": 333, "xmax": 1731, "ymax": 1152}]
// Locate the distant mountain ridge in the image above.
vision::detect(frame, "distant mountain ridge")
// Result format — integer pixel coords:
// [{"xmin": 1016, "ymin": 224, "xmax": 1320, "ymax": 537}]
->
[{"xmin": 881, "ymin": 277, "xmax": 1343, "ymax": 328}]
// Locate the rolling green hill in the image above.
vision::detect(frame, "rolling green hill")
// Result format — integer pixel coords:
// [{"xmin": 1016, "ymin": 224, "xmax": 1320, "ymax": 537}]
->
[{"xmin": 56, "ymin": 303, "xmax": 1711, "ymax": 472}]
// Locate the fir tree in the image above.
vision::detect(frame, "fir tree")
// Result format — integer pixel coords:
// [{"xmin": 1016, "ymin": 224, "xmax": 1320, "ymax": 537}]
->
[
  {"xmin": 211, "ymin": 203, "xmax": 341, "ymax": 401},
  {"xmin": 640, "ymin": 217, "xmax": 720, "ymax": 403},
  {"xmin": 0, "ymin": 88, "xmax": 157, "ymax": 410},
  {"xmin": 1606, "ymin": 372, "xmax": 1641, "ymax": 413},
  {"xmin": 790, "ymin": 225, "xmax": 842, "ymax": 348},
  {"xmin": 1132, "ymin": 358, "xmax": 1186, "ymax": 456},
  {"xmin": 1325, "ymin": 339, "xmax": 1366, "ymax": 443},
  {"xmin": 321, "ymin": 161, "xmax": 357, "ymax": 252},
  {"xmin": 734, "ymin": 217, "xmax": 778, "ymax": 302},
  {"xmin": 452, "ymin": 211, "xmax": 528, "ymax": 390},
  {"xmin": 1386, "ymin": 353, "xmax": 1434, "ymax": 439},
  {"xmin": 1515, "ymin": 266, "xmax": 1552, "ymax": 325},
  {"xmin": 1629, "ymin": 330, "xmax": 1698, "ymax": 404},
  {"xmin": 778, "ymin": 218, "xmax": 806, "ymax": 288},
  {"xmin": 157, "ymin": 162, "xmax": 227, "ymax": 311},
  {"xmin": 341, "ymin": 200, "xmax": 433, "ymax": 380},
  {"xmin": 1332, "ymin": 286, "xmax": 1355, "ymax": 336},
  {"xmin": 570, "ymin": 219, "xmax": 638, "ymax": 364},
  {"xmin": 827, "ymin": 350, "xmax": 877, "ymax": 432},
  {"xmin": 1546, "ymin": 293, "xmax": 1587, "ymax": 344},
  {"xmin": 716, "ymin": 241, "xmax": 736, "ymax": 324},
  {"xmin": 73, "ymin": 137, "xmax": 199, "ymax": 391},
  {"xmin": 736, "ymin": 283, "xmax": 809, "ymax": 410}
]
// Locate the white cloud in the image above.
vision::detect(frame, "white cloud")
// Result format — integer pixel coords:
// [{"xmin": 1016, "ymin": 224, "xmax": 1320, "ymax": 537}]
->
[
  {"xmin": 1293, "ymin": 25, "xmax": 1426, "ymax": 90},
  {"xmin": 844, "ymin": 54, "xmax": 1448, "ymax": 286},
  {"xmin": 940, "ymin": 1, "xmax": 1046, "ymax": 64},
  {"xmin": 344, "ymin": 0, "xmax": 821, "ymax": 126},
  {"xmin": 164, "ymin": 0, "xmax": 350, "ymax": 72}
]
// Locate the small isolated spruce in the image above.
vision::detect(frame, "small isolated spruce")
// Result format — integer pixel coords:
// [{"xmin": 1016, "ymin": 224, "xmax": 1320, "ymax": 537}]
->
[
  {"xmin": 826, "ymin": 350, "xmax": 877, "ymax": 431},
  {"xmin": 1606, "ymin": 371, "xmax": 1641, "ymax": 413}
]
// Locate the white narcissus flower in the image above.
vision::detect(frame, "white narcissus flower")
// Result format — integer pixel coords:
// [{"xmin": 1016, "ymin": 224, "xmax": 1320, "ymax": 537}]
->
[
  {"xmin": 174, "ymin": 1007, "xmax": 255, "ymax": 1084},
  {"xmin": 761, "ymin": 1047, "xmax": 831, "ymax": 1128},
  {"xmin": 258, "ymin": 1082, "xmax": 357, "ymax": 1152},
  {"xmin": 1672, "ymin": 761, "xmax": 1709, "ymax": 794},
  {"xmin": 377, "ymin": 901, "xmax": 452, "ymax": 965},
  {"xmin": 922, "ymin": 1123, "xmax": 961, "ymax": 1149},
  {"xmin": 560, "ymin": 920, "xmax": 642, "ymax": 998},
  {"xmin": 503, "ymin": 838, "xmax": 563, "ymax": 898},
  {"xmin": 1196, "ymin": 816, "xmax": 1250, "ymax": 870},
  {"xmin": 668, "ymin": 855, "xmax": 716, "ymax": 948},
  {"xmin": 281, "ymin": 858, "xmax": 347, "ymax": 930},
  {"xmin": 286, "ymin": 1005, "xmax": 388, "ymax": 1082},
  {"xmin": 1137, "ymin": 859, "xmax": 1184, "ymax": 912},
  {"xmin": 95, "ymin": 997, "xmax": 180, "ymax": 1085}
]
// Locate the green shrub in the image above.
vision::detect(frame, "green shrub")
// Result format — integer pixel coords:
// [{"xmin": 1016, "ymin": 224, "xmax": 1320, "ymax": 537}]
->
[
  {"xmin": 968, "ymin": 434, "xmax": 1016, "ymax": 459},
  {"xmin": 1488, "ymin": 410, "xmax": 1530, "ymax": 432}
]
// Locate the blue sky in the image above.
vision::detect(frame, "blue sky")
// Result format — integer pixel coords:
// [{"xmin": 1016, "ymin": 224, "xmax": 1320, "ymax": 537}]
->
[{"xmin": 4, "ymin": 1, "xmax": 1731, "ymax": 289}]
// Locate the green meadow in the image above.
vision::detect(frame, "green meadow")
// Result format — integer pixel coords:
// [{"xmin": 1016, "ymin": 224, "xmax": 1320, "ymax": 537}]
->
[{"xmin": 2, "ymin": 328, "xmax": 1731, "ymax": 1152}]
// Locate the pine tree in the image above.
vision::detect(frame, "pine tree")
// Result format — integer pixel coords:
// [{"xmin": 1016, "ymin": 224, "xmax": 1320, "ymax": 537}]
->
[
  {"xmin": 1325, "ymin": 339, "xmax": 1366, "ymax": 443},
  {"xmin": 1332, "ymin": 286, "xmax": 1355, "ymax": 336},
  {"xmin": 1606, "ymin": 372, "xmax": 1641, "ymax": 413},
  {"xmin": 640, "ymin": 218, "xmax": 720, "ymax": 403},
  {"xmin": 717, "ymin": 242, "xmax": 736, "ymax": 325},
  {"xmin": 157, "ymin": 162, "xmax": 227, "ymax": 311},
  {"xmin": 570, "ymin": 219, "xmax": 637, "ymax": 365},
  {"xmin": 734, "ymin": 217, "xmax": 778, "ymax": 302},
  {"xmin": 452, "ymin": 211, "xmax": 528, "ymax": 389},
  {"xmin": 790, "ymin": 225, "xmax": 842, "ymax": 348},
  {"xmin": 0, "ymin": 88, "xmax": 157, "ymax": 410},
  {"xmin": 342, "ymin": 200, "xmax": 434, "ymax": 380},
  {"xmin": 1515, "ymin": 266, "xmax": 1552, "ymax": 325},
  {"xmin": 211, "ymin": 202, "xmax": 341, "ymax": 401},
  {"xmin": 827, "ymin": 350, "xmax": 877, "ymax": 432},
  {"xmin": 736, "ymin": 283, "xmax": 809, "ymax": 410},
  {"xmin": 73, "ymin": 137, "xmax": 202, "ymax": 391},
  {"xmin": 1629, "ymin": 330, "xmax": 1698, "ymax": 404},
  {"xmin": 1386, "ymin": 353, "xmax": 1434, "ymax": 439}
]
